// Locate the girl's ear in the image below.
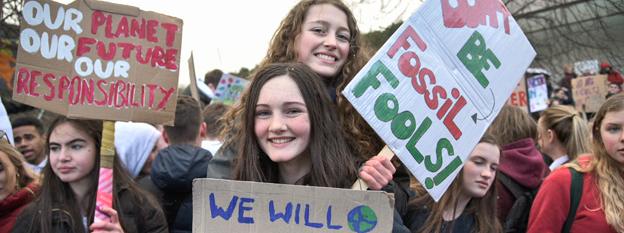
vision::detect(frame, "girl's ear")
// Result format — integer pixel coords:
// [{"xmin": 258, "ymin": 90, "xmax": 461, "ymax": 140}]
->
[
  {"xmin": 162, "ymin": 130, "xmax": 170, "ymax": 144},
  {"xmin": 199, "ymin": 122, "xmax": 207, "ymax": 139},
  {"xmin": 546, "ymin": 129, "xmax": 556, "ymax": 144}
]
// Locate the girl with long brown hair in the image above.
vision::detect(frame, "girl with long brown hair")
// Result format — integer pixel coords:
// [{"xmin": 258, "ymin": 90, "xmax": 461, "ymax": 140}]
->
[
  {"xmin": 537, "ymin": 105, "xmax": 591, "ymax": 170},
  {"xmin": 12, "ymin": 117, "xmax": 167, "ymax": 233},
  {"xmin": 395, "ymin": 133, "xmax": 503, "ymax": 233},
  {"xmin": 209, "ymin": 0, "xmax": 398, "ymax": 191},
  {"xmin": 0, "ymin": 141, "xmax": 39, "ymax": 233},
  {"xmin": 233, "ymin": 63, "xmax": 363, "ymax": 188}
]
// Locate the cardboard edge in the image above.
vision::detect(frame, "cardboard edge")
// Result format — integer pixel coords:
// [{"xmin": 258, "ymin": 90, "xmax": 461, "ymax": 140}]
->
[{"xmin": 81, "ymin": 0, "xmax": 140, "ymax": 16}]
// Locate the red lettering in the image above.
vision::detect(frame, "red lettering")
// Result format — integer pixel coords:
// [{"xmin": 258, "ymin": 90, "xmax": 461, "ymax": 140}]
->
[
  {"xmin": 58, "ymin": 76, "xmax": 70, "ymax": 99},
  {"xmin": 387, "ymin": 26, "xmax": 427, "ymax": 58},
  {"xmin": 96, "ymin": 80, "xmax": 108, "ymax": 106},
  {"xmin": 114, "ymin": 80, "xmax": 127, "ymax": 108},
  {"xmin": 118, "ymin": 42, "xmax": 135, "ymax": 59},
  {"xmin": 443, "ymin": 96, "xmax": 467, "ymax": 140},
  {"xmin": 164, "ymin": 48, "xmax": 178, "ymax": 70},
  {"xmin": 97, "ymin": 41, "xmax": 117, "ymax": 61},
  {"xmin": 115, "ymin": 17, "xmax": 129, "ymax": 38},
  {"xmin": 518, "ymin": 92, "xmax": 527, "ymax": 106},
  {"xmin": 157, "ymin": 87, "xmax": 175, "ymax": 110},
  {"xmin": 107, "ymin": 82, "xmax": 116, "ymax": 106},
  {"xmin": 399, "ymin": 51, "xmax": 420, "ymax": 79},
  {"xmin": 146, "ymin": 20, "xmax": 159, "ymax": 43},
  {"xmin": 77, "ymin": 37, "xmax": 97, "ymax": 57},
  {"xmin": 29, "ymin": 70, "xmax": 41, "ymax": 97},
  {"xmin": 129, "ymin": 84, "xmax": 140, "ymax": 107},
  {"xmin": 130, "ymin": 18, "xmax": 146, "ymax": 39},
  {"xmin": 426, "ymin": 85, "xmax": 447, "ymax": 110},
  {"xmin": 135, "ymin": 46, "xmax": 152, "ymax": 64},
  {"xmin": 147, "ymin": 84, "xmax": 158, "ymax": 108},
  {"xmin": 105, "ymin": 14, "xmax": 114, "ymax": 39},
  {"xmin": 16, "ymin": 68, "xmax": 30, "ymax": 94},
  {"xmin": 151, "ymin": 46, "xmax": 165, "ymax": 67},
  {"xmin": 80, "ymin": 79, "xmax": 95, "ymax": 104},
  {"xmin": 69, "ymin": 76, "xmax": 81, "ymax": 105},
  {"xmin": 43, "ymin": 73, "xmax": 55, "ymax": 101},
  {"xmin": 91, "ymin": 11, "xmax": 106, "ymax": 35},
  {"xmin": 441, "ymin": 0, "xmax": 511, "ymax": 34},
  {"xmin": 161, "ymin": 23, "xmax": 178, "ymax": 47}
]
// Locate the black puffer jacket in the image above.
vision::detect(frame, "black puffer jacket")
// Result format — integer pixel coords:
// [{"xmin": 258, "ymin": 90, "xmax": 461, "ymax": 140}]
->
[{"xmin": 150, "ymin": 144, "xmax": 212, "ymax": 233}]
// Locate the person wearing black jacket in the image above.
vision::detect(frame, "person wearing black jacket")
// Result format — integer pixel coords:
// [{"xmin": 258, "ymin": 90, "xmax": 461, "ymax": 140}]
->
[{"xmin": 142, "ymin": 96, "xmax": 212, "ymax": 233}]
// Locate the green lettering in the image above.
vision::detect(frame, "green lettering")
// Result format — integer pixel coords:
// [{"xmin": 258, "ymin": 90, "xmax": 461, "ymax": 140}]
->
[
  {"xmin": 352, "ymin": 60, "xmax": 399, "ymax": 98},
  {"xmin": 391, "ymin": 111, "xmax": 416, "ymax": 139},
  {"xmin": 457, "ymin": 31, "xmax": 501, "ymax": 88},
  {"xmin": 425, "ymin": 138, "xmax": 454, "ymax": 172},
  {"xmin": 374, "ymin": 93, "xmax": 399, "ymax": 122},
  {"xmin": 405, "ymin": 117, "xmax": 432, "ymax": 163}
]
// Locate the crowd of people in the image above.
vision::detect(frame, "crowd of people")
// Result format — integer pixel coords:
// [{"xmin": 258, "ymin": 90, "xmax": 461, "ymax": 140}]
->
[{"xmin": 1, "ymin": 0, "xmax": 623, "ymax": 232}]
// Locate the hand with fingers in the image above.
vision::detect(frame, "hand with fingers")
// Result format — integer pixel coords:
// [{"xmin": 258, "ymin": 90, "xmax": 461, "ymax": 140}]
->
[
  {"xmin": 90, "ymin": 206, "xmax": 125, "ymax": 233},
  {"xmin": 358, "ymin": 155, "xmax": 396, "ymax": 190}
]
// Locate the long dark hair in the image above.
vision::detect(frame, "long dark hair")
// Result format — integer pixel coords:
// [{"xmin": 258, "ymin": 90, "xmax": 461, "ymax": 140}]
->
[
  {"xmin": 221, "ymin": 0, "xmax": 382, "ymax": 163},
  {"xmin": 409, "ymin": 133, "xmax": 503, "ymax": 233},
  {"xmin": 233, "ymin": 63, "xmax": 358, "ymax": 188},
  {"xmin": 26, "ymin": 117, "xmax": 161, "ymax": 233}
]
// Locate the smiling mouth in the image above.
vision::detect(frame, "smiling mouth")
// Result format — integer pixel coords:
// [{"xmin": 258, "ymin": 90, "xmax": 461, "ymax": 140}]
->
[
  {"xmin": 269, "ymin": 137, "xmax": 295, "ymax": 144},
  {"xmin": 315, "ymin": 53, "xmax": 337, "ymax": 62}
]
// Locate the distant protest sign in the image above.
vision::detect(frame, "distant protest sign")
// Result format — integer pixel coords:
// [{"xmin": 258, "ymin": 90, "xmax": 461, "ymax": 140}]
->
[
  {"xmin": 572, "ymin": 75, "xmax": 608, "ymax": 113},
  {"xmin": 574, "ymin": 59, "xmax": 599, "ymax": 76},
  {"xmin": 193, "ymin": 179, "xmax": 394, "ymax": 233},
  {"xmin": 12, "ymin": 0, "xmax": 183, "ymax": 125},
  {"xmin": 507, "ymin": 76, "xmax": 528, "ymax": 112},
  {"xmin": 527, "ymin": 74, "xmax": 549, "ymax": 113},
  {"xmin": 214, "ymin": 73, "xmax": 248, "ymax": 105},
  {"xmin": 342, "ymin": 0, "xmax": 535, "ymax": 201}
]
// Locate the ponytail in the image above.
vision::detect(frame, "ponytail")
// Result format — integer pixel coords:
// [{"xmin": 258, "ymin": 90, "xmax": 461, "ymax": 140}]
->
[{"xmin": 540, "ymin": 105, "xmax": 591, "ymax": 160}]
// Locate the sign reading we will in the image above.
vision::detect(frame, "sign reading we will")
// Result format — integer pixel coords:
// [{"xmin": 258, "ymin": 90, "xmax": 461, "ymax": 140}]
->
[
  {"xmin": 342, "ymin": 0, "xmax": 535, "ymax": 201},
  {"xmin": 13, "ymin": 0, "xmax": 182, "ymax": 125},
  {"xmin": 572, "ymin": 74, "xmax": 609, "ymax": 113},
  {"xmin": 193, "ymin": 179, "xmax": 394, "ymax": 233}
]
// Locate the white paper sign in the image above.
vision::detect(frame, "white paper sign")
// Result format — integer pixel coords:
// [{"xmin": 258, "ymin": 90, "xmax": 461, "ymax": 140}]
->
[
  {"xmin": 0, "ymin": 97, "xmax": 14, "ymax": 145},
  {"xmin": 342, "ymin": 0, "xmax": 535, "ymax": 201},
  {"xmin": 527, "ymin": 74, "xmax": 549, "ymax": 113}
]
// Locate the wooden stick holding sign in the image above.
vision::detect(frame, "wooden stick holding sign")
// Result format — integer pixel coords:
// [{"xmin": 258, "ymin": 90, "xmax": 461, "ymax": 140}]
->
[
  {"xmin": 95, "ymin": 121, "xmax": 115, "ymax": 222},
  {"xmin": 351, "ymin": 145, "xmax": 395, "ymax": 190}
]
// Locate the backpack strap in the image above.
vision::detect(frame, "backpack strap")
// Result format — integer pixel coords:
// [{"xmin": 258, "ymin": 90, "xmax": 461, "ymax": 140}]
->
[
  {"xmin": 562, "ymin": 167, "xmax": 584, "ymax": 233},
  {"xmin": 497, "ymin": 172, "xmax": 528, "ymax": 199}
]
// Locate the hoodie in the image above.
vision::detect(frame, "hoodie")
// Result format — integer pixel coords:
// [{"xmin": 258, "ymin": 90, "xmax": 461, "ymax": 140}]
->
[
  {"xmin": 496, "ymin": 138, "xmax": 548, "ymax": 221},
  {"xmin": 151, "ymin": 144, "xmax": 212, "ymax": 233}
]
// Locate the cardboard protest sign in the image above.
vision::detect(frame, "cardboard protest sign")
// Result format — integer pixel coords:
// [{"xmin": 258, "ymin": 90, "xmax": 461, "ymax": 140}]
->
[
  {"xmin": 12, "ymin": 0, "xmax": 183, "ymax": 125},
  {"xmin": 342, "ymin": 0, "xmax": 535, "ymax": 201},
  {"xmin": 193, "ymin": 178, "xmax": 394, "ymax": 233},
  {"xmin": 574, "ymin": 59, "xmax": 599, "ymax": 76},
  {"xmin": 507, "ymin": 76, "xmax": 528, "ymax": 112},
  {"xmin": 571, "ymin": 75, "xmax": 608, "ymax": 113},
  {"xmin": 188, "ymin": 53, "xmax": 199, "ymax": 102},
  {"xmin": 0, "ymin": 97, "xmax": 14, "ymax": 145},
  {"xmin": 214, "ymin": 73, "xmax": 248, "ymax": 105},
  {"xmin": 526, "ymin": 74, "xmax": 549, "ymax": 113}
]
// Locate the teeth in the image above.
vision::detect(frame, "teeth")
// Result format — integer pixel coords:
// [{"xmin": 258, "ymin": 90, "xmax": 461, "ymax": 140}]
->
[
  {"xmin": 316, "ymin": 54, "xmax": 336, "ymax": 61},
  {"xmin": 271, "ymin": 138, "xmax": 294, "ymax": 144}
]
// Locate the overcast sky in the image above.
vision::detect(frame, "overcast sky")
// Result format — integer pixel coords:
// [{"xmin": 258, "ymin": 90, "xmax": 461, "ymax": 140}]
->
[{"xmin": 54, "ymin": 0, "xmax": 422, "ymax": 87}]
